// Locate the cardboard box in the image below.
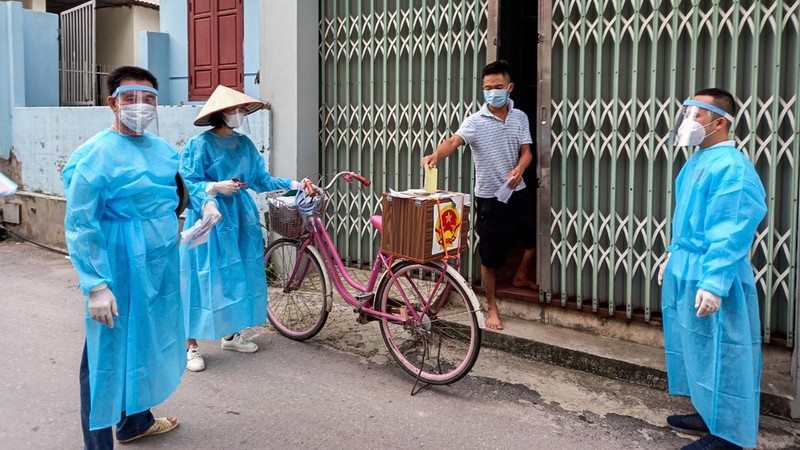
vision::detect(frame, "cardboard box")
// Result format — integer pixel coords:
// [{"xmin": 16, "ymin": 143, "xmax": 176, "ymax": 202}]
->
[{"xmin": 380, "ymin": 192, "xmax": 470, "ymax": 262}]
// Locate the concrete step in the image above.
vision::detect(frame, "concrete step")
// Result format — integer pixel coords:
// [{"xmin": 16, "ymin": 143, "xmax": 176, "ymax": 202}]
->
[{"xmin": 481, "ymin": 315, "xmax": 796, "ymax": 419}]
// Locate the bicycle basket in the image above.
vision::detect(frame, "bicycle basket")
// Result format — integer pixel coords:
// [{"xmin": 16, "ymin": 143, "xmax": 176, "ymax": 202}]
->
[{"xmin": 265, "ymin": 190, "xmax": 326, "ymax": 239}]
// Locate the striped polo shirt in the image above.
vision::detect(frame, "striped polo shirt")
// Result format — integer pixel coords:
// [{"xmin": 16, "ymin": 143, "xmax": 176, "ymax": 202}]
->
[{"xmin": 455, "ymin": 99, "xmax": 533, "ymax": 198}]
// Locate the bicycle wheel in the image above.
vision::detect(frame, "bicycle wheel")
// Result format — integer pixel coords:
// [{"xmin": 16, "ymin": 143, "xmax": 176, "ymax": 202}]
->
[
  {"xmin": 376, "ymin": 260, "xmax": 481, "ymax": 385},
  {"xmin": 265, "ymin": 238, "xmax": 328, "ymax": 340}
]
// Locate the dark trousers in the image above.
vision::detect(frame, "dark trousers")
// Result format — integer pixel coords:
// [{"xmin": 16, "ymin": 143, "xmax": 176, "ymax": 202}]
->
[{"xmin": 80, "ymin": 342, "xmax": 154, "ymax": 450}]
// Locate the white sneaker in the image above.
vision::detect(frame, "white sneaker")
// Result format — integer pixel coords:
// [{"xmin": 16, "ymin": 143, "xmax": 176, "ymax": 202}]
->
[
  {"xmin": 220, "ymin": 333, "xmax": 258, "ymax": 353},
  {"xmin": 186, "ymin": 345, "xmax": 205, "ymax": 372}
]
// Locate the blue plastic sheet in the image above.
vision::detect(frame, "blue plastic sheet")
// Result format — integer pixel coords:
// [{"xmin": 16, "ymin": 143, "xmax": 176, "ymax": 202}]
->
[{"xmin": 0, "ymin": 171, "xmax": 17, "ymax": 196}]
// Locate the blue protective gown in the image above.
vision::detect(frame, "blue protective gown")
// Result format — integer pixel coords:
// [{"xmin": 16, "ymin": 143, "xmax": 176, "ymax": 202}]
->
[
  {"xmin": 179, "ymin": 130, "xmax": 291, "ymax": 339},
  {"xmin": 662, "ymin": 141, "xmax": 766, "ymax": 448},
  {"xmin": 63, "ymin": 129, "xmax": 186, "ymax": 430}
]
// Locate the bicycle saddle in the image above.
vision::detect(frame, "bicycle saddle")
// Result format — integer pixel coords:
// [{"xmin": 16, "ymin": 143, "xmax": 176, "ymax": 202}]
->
[{"xmin": 369, "ymin": 215, "xmax": 382, "ymax": 233}]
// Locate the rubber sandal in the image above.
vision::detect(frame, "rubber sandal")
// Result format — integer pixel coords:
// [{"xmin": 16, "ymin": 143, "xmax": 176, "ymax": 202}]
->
[{"xmin": 118, "ymin": 416, "xmax": 179, "ymax": 443}]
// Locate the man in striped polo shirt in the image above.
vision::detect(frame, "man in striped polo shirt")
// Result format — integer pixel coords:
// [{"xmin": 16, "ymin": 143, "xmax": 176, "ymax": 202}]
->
[{"xmin": 423, "ymin": 60, "xmax": 536, "ymax": 330}]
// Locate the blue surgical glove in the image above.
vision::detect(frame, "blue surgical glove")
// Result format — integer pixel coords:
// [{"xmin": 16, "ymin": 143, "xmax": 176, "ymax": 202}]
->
[
  {"xmin": 695, "ymin": 288, "xmax": 721, "ymax": 317},
  {"xmin": 88, "ymin": 285, "xmax": 118, "ymax": 328}
]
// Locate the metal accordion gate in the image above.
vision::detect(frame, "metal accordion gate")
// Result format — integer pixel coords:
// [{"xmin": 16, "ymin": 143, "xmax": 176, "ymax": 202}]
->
[
  {"xmin": 319, "ymin": 0, "xmax": 488, "ymax": 280},
  {"xmin": 546, "ymin": 0, "xmax": 799, "ymax": 347},
  {"xmin": 319, "ymin": 0, "xmax": 799, "ymax": 348}
]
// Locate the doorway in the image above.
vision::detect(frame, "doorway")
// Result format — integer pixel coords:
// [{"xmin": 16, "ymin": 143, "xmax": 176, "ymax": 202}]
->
[{"xmin": 491, "ymin": 0, "xmax": 540, "ymax": 301}]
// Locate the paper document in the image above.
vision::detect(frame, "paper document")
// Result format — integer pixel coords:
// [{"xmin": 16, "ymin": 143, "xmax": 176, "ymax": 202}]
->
[
  {"xmin": 180, "ymin": 215, "xmax": 218, "ymax": 248},
  {"xmin": 494, "ymin": 180, "xmax": 514, "ymax": 204},
  {"xmin": 388, "ymin": 188, "xmax": 428, "ymax": 199},
  {"xmin": 424, "ymin": 167, "xmax": 438, "ymax": 193}
]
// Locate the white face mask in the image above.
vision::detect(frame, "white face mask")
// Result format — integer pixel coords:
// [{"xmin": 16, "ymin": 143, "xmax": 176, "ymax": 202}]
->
[
  {"xmin": 224, "ymin": 109, "xmax": 245, "ymax": 128},
  {"xmin": 674, "ymin": 117, "xmax": 721, "ymax": 147},
  {"xmin": 119, "ymin": 103, "xmax": 157, "ymax": 134}
]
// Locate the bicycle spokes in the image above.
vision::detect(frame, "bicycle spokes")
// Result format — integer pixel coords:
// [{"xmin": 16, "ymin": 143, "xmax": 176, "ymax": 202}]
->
[{"xmin": 377, "ymin": 261, "xmax": 481, "ymax": 385}]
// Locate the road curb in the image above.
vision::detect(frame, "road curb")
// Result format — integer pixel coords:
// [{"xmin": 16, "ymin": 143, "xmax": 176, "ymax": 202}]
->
[{"xmin": 482, "ymin": 328, "xmax": 793, "ymax": 419}]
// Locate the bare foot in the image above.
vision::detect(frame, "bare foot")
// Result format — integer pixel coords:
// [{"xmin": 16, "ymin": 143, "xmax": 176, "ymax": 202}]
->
[
  {"xmin": 485, "ymin": 309, "xmax": 504, "ymax": 330},
  {"xmin": 512, "ymin": 277, "xmax": 537, "ymax": 290}
]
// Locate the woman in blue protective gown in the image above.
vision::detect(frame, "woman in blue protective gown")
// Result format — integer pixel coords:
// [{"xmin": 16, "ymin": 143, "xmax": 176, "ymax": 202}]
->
[
  {"xmin": 180, "ymin": 85, "xmax": 301, "ymax": 372},
  {"xmin": 64, "ymin": 66, "xmax": 220, "ymax": 449},
  {"xmin": 660, "ymin": 88, "xmax": 767, "ymax": 450}
]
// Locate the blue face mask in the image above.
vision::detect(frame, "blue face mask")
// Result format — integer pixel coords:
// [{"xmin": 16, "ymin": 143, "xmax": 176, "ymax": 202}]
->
[{"xmin": 483, "ymin": 89, "xmax": 509, "ymax": 108}]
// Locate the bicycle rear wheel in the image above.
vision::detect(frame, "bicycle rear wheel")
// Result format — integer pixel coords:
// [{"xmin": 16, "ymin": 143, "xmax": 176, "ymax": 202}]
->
[
  {"xmin": 376, "ymin": 260, "xmax": 481, "ymax": 385},
  {"xmin": 265, "ymin": 238, "xmax": 328, "ymax": 340}
]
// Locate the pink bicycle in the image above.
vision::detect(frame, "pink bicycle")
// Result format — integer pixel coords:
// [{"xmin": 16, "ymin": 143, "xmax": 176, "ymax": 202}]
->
[{"xmin": 264, "ymin": 171, "xmax": 485, "ymax": 386}]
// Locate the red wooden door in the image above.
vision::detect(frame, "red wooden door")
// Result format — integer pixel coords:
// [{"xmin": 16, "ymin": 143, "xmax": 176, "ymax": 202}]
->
[{"xmin": 188, "ymin": 0, "xmax": 244, "ymax": 100}]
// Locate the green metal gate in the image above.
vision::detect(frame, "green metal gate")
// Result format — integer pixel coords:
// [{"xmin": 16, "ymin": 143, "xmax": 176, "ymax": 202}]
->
[
  {"xmin": 546, "ymin": 0, "xmax": 799, "ymax": 347},
  {"xmin": 319, "ymin": 0, "xmax": 798, "ymax": 347},
  {"xmin": 319, "ymin": 0, "xmax": 488, "ymax": 280}
]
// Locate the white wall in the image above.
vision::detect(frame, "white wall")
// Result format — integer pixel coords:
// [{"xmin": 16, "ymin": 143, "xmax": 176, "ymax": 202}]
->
[
  {"xmin": 259, "ymin": 0, "xmax": 318, "ymax": 184},
  {"xmin": 97, "ymin": 6, "xmax": 159, "ymax": 74},
  {"xmin": 132, "ymin": 5, "xmax": 159, "ymax": 64},
  {"xmin": 96, "ymin": 8, "xmax": 135, "ymax": 72}
]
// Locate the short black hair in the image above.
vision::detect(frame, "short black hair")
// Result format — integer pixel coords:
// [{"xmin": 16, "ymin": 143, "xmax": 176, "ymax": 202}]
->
[
  {"xmin": 694, "ymin": 87, "xmax": 736, "ymax": 118},
  {"xmin": 208, "ymin": 111, "xmax": 226, "ymax": 128},
  {"xmin": 107, "ymin": 66, "xmax": 158, "ymax": 95},
  {"xmin": 482, "ymin": 60, "xmax": 513, "ymax": 81}
]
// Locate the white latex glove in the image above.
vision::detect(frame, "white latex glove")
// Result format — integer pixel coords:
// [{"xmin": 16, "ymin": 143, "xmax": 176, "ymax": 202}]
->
[
  {"xmin": 291, "ymin": 178, "xmax": 314, "ymax": 190},
  {"xmin": 88, "ymin": 285, "xmax": 118, "ymax": 328},
  {"xmin": 695, "ymin": 288, "xmax": 721, "ymax": 317},
  {"xmin": 657, "ymin": 253, "xmax": 670, "ymax": 286},
  {"xmin": 202, "ymin": 201, "xmax": 222, "ymax": 226},
  {"xmin": 209, "ymin": 180, "xmax": 240, "ymax": 195}
]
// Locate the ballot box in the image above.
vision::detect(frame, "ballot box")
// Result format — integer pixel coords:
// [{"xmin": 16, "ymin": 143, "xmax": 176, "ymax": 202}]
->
[{"xmin": 380, "ymin": 191, "xmax": 470, "ymax": 262}]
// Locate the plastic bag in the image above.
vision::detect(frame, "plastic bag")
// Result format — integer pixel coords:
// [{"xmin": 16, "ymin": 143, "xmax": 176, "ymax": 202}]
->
[{"xmin": 0, "ymin": 172, "xmax": 18, "ymax": 197}]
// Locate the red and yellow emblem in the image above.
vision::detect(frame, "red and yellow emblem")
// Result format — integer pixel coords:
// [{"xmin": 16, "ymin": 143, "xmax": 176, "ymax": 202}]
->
[{"xmin": 435, "ymin": 203, "xmax": 461, "ymax": 249}]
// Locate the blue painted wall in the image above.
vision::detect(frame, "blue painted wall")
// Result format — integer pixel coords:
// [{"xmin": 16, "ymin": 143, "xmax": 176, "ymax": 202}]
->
[
  {"xmin": 22, "ymin": 9, "xmax": 59, "ymax": 107},
  {"xmin": 158, "ymin": 0, "xmax": 262, "ymax": 106},
  {"xmin": 0, "ymin": 4, "xmax": 58, "ymax": 159},
  {"xmin": 139, "ymin": 31, "xmax": 171, "ymax": 102},
  {"xmin": 11, "ymin": 106, "xmax": 272, "ymax": 196},
  {"xmin": 1, "ymin": 2, "xmax": 25, "ymax": 159}
]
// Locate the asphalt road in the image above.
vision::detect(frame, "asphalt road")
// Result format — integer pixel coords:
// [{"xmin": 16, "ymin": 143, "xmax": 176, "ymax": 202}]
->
[{"xmin": 1, "ymin": 240, "xmax": 798, "ymax": 449}]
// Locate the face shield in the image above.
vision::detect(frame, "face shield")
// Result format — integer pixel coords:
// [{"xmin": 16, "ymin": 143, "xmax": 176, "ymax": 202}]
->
[
  {"xmin": 112, "ymin": 85, "xmax": 159, "ymax": 136},
  {"xmin": 223, "ymin": 106, "xmax": 251, "ymax": 135},
  {"xmin": 672, "ymin": 99, "xmax": 734, "ymax": 147}
]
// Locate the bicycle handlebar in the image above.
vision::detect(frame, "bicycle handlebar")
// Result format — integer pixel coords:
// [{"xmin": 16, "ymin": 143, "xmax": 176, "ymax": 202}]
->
[
  {"xmin": 347, "ymin": 173, "xmax": 371, "ymax": 187},
  {"xmin": 321, "ymin": 171, "xmax": 371, "ymax": 192}
]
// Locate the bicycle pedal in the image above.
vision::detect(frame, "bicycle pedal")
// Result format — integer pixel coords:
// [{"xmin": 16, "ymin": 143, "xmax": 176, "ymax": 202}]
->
[{"xmin": 356, "ymin": 313, "xmax": 377, "ymax": 324}]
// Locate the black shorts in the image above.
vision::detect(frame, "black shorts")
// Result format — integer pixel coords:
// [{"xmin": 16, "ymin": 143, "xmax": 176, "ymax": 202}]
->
[{"xmin": 475, "ymin": 188, "xmax": 536, "ymax": 269}]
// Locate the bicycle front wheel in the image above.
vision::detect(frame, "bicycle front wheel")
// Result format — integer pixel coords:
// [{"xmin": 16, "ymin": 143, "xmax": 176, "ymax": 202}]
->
[
  {"xmin": 376, "ymin": 260, "xmax": 481, "ymax": 385},
  {"xmin": 265, "ymin": 238, "xmax": 328, "ymax": 340}
]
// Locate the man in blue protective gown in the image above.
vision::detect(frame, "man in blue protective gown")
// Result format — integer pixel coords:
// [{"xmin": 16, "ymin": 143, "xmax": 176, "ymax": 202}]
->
[
  {"xmin": 63, "ymin": 66, "xmax": 221, "ymax": 449},
  {"xmin": 658, "ymin": 88, "xmax": 767, "ymax": 450}
]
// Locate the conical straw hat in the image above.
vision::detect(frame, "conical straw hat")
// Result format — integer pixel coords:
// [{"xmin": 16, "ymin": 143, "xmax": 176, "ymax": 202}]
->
[{"xmin": 193, "ymin": 85, "xmax": 265, "ymax": 126}]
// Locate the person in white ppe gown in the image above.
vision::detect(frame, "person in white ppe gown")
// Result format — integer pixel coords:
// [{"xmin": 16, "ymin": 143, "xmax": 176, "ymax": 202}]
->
[
  {"xmin": 659, "ymin": 88, "xmax": 766, "ymax": 450},
  {"xmin": 179, "ymin": 85, "xmax": 302, "ymax": 372},
  {"xmin": 63, "ymin": 66, "xmax": 220, "ymax": 449}
]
